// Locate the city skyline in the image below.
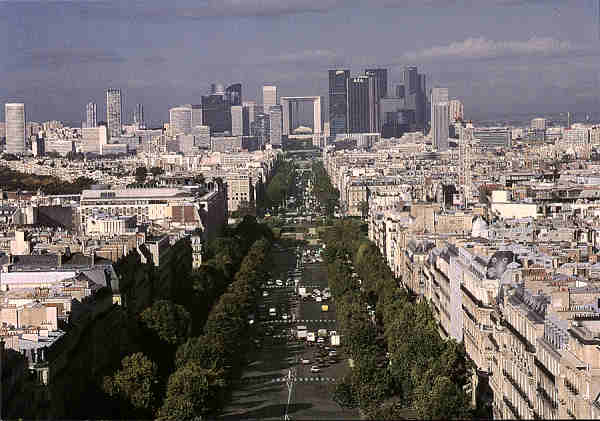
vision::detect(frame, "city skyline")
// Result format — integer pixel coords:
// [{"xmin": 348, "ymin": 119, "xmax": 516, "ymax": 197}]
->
[{"xmin": 1, "ymin": 0, "xmax": 600, "ymax": 125}]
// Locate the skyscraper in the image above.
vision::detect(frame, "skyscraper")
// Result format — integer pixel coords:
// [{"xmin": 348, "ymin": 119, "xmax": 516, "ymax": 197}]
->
[
  {"xmin": 263, "ymin": 85, "xmax": 278, "ymax": 113},
  {"xmin": 432, "ymin": 103, "xmax": 449, "ymax": 151},
  {"xmin": 365, "ymin": 68, "xmax": 388, "ymax": 100},
  {"xmin": 133, "ymin": 103, "xmax": 144, "ymax": 128},
  {"xmin": 403, "ymin": 66, "xmax": 419, "ymax": 95},
  {"xmin": 531, "ymin": 118, "xmax": 547, "ymax": 131},
  {"xmin": 329, "ymin": 69, "xmax": 350, "ymax": 137},
  {"xmin": 400, "ymin": 66, "xmax": 427, "ymax": 129},
  {"xmin": 86, "ymin": 102, "xmax": 97, "ymax": 128},
  {"xmin": 431, "ymin": 87, "xmax": 449, "ymax": 151},
  {"xmin": 242, "ymin": 101, "xmax": 257, "ymax": 136},
  {"xmin": 253, "ymin": 113, "xmax": 270, "ymax": 147},
  {"xmin": 226, "ymin": 84, "xmax": 242, "ymax": 106},
  {"xmin": 269, "ymin": 105, "xmax": 282, "ymax": 146},
  {"xmin": 231, "ymin": 105, "xmax": 243, "ymax": 136},
  {"xmin": 106, "ymin": 88, "xmax": 122, "ymax": 139},
  {"xmin": 201, "ymin": 93, "xmax": 230, "ymax": 134},
  {"xmin": 449, "ymin": 99, "xmax": 464, "ymax": 123},
  {"xmin": 191, "ymin": 105, "xmax": 202, "ymax": 128},
  {"xmin": 349, "ymin": 75, "xmax": 370, "ymax": 133},
  {"xmin": 5, "ymin": 103, "xmax": 25, "ymax": 154},
  {"xmin": 169, "ymin": 106, "xmax": 193, "ymax": 137}
]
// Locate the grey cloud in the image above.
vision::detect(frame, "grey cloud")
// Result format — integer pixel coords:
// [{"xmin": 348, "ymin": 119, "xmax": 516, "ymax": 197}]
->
[
  {"xmin": 143, "ymin": 56, "xmax": 167, "ymax": 65},
  {"xmin": 65, "ymin": 0, "xmax": 352, "ymax": 22},
  {"xmin": 264, "ymin": 49, "xmax": 342, "ymax": 65},
  {"xmin": 13, "ymin": 48, "xmax": 125, "ymax": 70},
  {"xmin": 401, "ymin": 37, "xmax": 595, "ymax": 63}
]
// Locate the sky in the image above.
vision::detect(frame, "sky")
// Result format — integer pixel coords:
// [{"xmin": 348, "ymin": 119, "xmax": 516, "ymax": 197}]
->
[{"xmin": 1, "ymin": 0, "xmax": 599, "ymax": 125}]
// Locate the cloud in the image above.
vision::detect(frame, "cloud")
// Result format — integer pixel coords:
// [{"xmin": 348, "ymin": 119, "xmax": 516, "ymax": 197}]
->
[
  {"xmin": 13, "ymin": 48, "xmax": 125, "ymax": 69},
  {"xmin": 264, "ymin": 49, "xmax": 342, "ymax": 65},
  {"xmin": 63, "ymin": 0, "xmax": 351, "ymax": 22},
  {"xmin": 143, "ymin": 56, "xmax": 167, "ymax": 65},
  {"xmin": 401, "ymin": 37, "xmax": 594, "ymax": 62}
]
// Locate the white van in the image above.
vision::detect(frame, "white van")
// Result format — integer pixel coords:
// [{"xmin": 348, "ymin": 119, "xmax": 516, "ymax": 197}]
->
[{"xmin": 269, "ymin": 307, "xmax": 276, "ymax": 316}]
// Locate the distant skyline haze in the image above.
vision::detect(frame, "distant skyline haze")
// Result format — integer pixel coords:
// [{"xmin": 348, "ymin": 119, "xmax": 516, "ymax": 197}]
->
[{"xmin": 0, "ymin": 0, "xmax": 599, "ymax": 125}]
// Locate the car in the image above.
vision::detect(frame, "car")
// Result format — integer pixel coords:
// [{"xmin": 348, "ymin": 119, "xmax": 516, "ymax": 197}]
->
[
  {"xmin": 310, "ymin": 366, "xmax": 321, "ymax": 373},
  {"xmin": 329, "ymin": 350, "xmax": 337, "ymax": 356},
  {"xmin": 282, "ymin": 314, "xmax": 289, "ymax": 320},
  {"xmin": 317, "ymin": 337, "xmax": 325, "ymax": 343},
  {"xmin": 276, "ymin": 279, "xmax": 283, "ymax": 286},
  {"xmin": 301, "ymin": 358, "xmax": 311, "ymax": 364},
  {"xmin": 267, "ymin": 280, "xmax": 274, "ymax": 286},
  {"xmin": 262, "ymin": 291, "xmax": 269, "ymax": 297}
]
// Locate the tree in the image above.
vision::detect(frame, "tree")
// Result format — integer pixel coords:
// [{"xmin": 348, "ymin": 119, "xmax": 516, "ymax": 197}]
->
[
  {"xmin": 140, "ymin": 300, "xmax": 192, "ymax": 346},
  {"xmin": 102, "ymin": 353, "xmax": 159, "ymax": 416},
  {"xmin": 158, "ymin": 362, "xmax": 226, "ymax": 420},
  {"xmin": 332, "ymin": 376, "xmax": 358, "ymax": 409},
  {"xmin": 175, "ymin": 335, "xmax": 227, "ymax": 370},
  {"xmin": 413, "ymin": 375, "xmax": 471, "ymax": 420},
  {"xmin": 135, "ymin": 166, "xmax": 148, "ymax": 184}
]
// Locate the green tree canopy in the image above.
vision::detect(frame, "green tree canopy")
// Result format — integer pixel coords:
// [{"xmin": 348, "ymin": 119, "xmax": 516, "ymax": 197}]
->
[
  {"xmin": 175, "ymin": 334, "xmax": 227, "ymax": 370},
  {"xmin": 158, "ymin": 362, "xmax": 226, "ymax": 421},
  {"xmin": 140, "ymin": 300, "xmax": 192, "ymax": 346},
  {"xmin": 102, "ymin": 352, "xmax": 159, "ymax": 416}
]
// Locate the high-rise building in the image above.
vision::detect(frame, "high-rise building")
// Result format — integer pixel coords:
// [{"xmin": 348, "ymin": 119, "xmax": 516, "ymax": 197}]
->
[
  {"xmin": 432, "ymin": 102, "xmax": 449, "ymax": 151},
  {"xmin": 201, "ymin": 83, "xmax": 240, "ymax": 135},
  {"xmin": 86, "ymin": 102, "xmax": 97, "ymax": 128},
  {"xmin": 431, "ymin": 87, "xmax": 449, "ymax": 109},
  {"xmin": 269, "ymin": 105, "xmax": 282, "ymax": 146},
  {"xmin": 202, "ymin": 93, "xmax": 230, "ymax": 134},
  {"xmin": 365, "ymin": 68, "xmax": 388, "ymax": 100},
  {"xmin": 253, "ymin": 113, "xmax": 270, "ymax": 147},
  {"xmin": 531, "ymin": 118, "xmax": 547, "ymax": 131},
  {"xmin": 403, "ymin": 66, "xmax": 419, "ymax": 94},
  {"xmin": 106, "ymin": 88, "xmax": 122, "ymax": 139},
  {"xmin": 349, "ymin": 75, "xmax": 370, "ymax": 133},
  {"xmin": 281, "ymin": 96, "xmax": 322, "ymax": 135},
  {"xmin": 231, "ymin": 105, "xmax": 243, "ymax": 136},
  {"xmin": 400, "ymin": 66, "xmax": 427, "ymax": 129},
  {"xmin": 449, "ymin": 99, "xmax": 464, "ymax": 123},
  {"xmin": 567, "ymin": 112, "xmax": 573, "ymax": 129},
  {"xmin": 169, "ymin": 106, "xmax": 193, "ymax": 137},
  {"xmin": 81, "ymin": 126, "xmax": 108, "ymax": 154},
  {"xmin": 329, "ymin": 69, "xmax": 350, "ymax": 137},
  {"xmin": 191, "ymin": 125, "xmax": 211, "ymax": 149},
  {"xmin": 5, "ymin": 103, "xmax": 26, "ymax": 154},
  {"xmin": 133, "ymin": 103, "xmax": 144, "ymax": 128},
  {"xmin": 191, "ymin": 105, "xmax": 202, "ymax": 128},
  {"xmin": 263, "ymin": 85, "xmax": 277, "ymax": 114},
  {"xmin": 226, "ymin": 83, "xmax": 242, "ymax": 106},
  {"xmin": 242, "ymin": 101, "xmax": 256, "ymax": 136},
  {"xmin": 473, "ymin": 127, "xmax": 512, "ymax": 149}
]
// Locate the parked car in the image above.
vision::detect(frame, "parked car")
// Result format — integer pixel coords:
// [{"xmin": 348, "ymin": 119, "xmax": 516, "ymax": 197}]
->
[
  {"xmin": 329, "ymin": 350, "xmax": 337, "ymax": 357},
  {"xmin": 276, "ymin": 279, "xmax": 283, "ymax": 286},
  {"xmin": 310, "ymin": 366, "xmax": 321, "ymax": 373},
  {"xmin": 262, "ymin": 291, "xmax": 269, "ymax": 297},
  {"xmin": 317, "ymin": 337, "xmax": 325, "ymax": 343},
  {"xmin": 301, "ymin": 358, "xmax": 311, "ymax": 364}
]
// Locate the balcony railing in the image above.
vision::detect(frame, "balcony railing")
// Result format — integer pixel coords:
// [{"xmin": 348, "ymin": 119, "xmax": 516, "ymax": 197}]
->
[
  {"xmin": 503, "ymin": 396, "xmax": 521, "ymax": 420},
  {"xmin": 504, "ymin": 369, "xmax": 534, "ymax": 409},
  {"xmin": 564, "ymin": 378, "xmax": 579, "ymax": 396},
  {"xmin": 536, "ymin": 383, "xmax": 558, "ymax": 409}
]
